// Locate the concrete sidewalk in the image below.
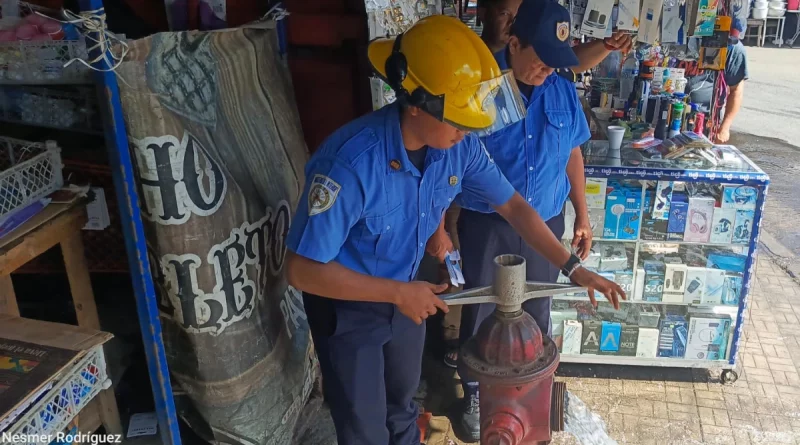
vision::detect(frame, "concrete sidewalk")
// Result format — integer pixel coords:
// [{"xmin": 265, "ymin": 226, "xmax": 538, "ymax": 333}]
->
[{"xmin": 424, "ymin": 254, "xmax": 800, "ymax": 445}]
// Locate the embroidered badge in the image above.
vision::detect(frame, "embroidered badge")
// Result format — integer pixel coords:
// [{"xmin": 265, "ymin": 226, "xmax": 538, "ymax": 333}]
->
[
  {"xmin": 556, "ymin": 22, "xmax": 570, "ymax": 42},
  {"xmin": 308, "ymin": 174, "xmax": 341, "ymax": 216},
  {"xmin": 390, "ymin": 159, "xmax": 401, "ymax": 170},
  {"xmin": 449, "ymin": 176, "xmax": 459, "ymax": 186}
]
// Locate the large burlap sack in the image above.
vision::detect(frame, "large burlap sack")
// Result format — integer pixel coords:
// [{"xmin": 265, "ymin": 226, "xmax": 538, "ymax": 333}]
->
[{"xmin": 116, "ymin": 21, "xmax": 316, "ymax": 445}]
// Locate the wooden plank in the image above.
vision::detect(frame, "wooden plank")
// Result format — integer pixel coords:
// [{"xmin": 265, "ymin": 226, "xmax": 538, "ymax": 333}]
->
[
  {"xmin": 95, "ymin": 389, "xmax": 122, "ymax": 435},
  {"xmin": 0, "ymin": 316, "xmax": 112, "ymax": 350},
  {"xmin": 60, "ymin": 229, "xmax": 101, "ymax": 330},
  {"xmin": 0, "ymin": 204, "xmax": 88, "ymax": 276},
  {"xmin": 0, "ymin": 274, "xmax": 19, "ymax": 316},
  {"xmin": 75, "ymin": 398, "xmax": 102, "ymax": 434}
]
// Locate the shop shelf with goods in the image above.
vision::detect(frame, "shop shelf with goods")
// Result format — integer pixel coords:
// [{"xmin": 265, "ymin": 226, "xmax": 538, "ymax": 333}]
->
[{"xmin": 553, "ymin": 139, "xmax": 768, "ymax": 381}]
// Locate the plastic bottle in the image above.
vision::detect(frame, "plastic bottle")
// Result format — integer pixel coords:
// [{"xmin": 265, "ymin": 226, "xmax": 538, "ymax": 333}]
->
[
  {"xmin": 620, "ymin": 53, "xmax": 638, "ymax": 105},
  {"xmin": 670, "ymin": 102, "xmax": 684, "ymax": 137}
]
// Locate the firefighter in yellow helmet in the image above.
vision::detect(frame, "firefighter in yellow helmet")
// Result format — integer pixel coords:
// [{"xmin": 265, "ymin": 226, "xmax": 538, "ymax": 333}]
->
[{"xmin": 284, "ymin": 15, "xmax": 624, "ymax": 445}]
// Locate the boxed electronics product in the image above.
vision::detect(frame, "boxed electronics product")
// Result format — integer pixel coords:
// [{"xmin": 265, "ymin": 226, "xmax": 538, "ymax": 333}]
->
[
  {"xmin": 643, "ymin": 260, "xmax": 666, "ymax": 302},
  {"xmin": 600, "ymin": 321, "xmax": 622, "ymax": 354},
  {"xmin": 663, "ymin": 262, "xmax": 688, "ymax": 303},
  {"xmin": 589, "ymin": 210, "xmax": 606, "ymax": 238},
  {"xmin": 586, "ymin": 178, "xmax": 608, "ymax": 209},
  {"xmin": 604, "ymin": 184, "xmax": 642, "ymax": 239},
  {"xmin": 615, "ymin": 271, "xmax": 635, "ymax": 296},
  {"xmin": 684, "ymin": 266, "xmax": 707, "ymax": 304},
  {"xmin": 551, "ymin": 309, "xmax": 578, "ymax": 350},
  {"xmin": 638, "ymin": 305, "xmax": 661, "ymax": 328},
  {"xmin": 619, "ymin": 325, "xmax": 640, "ymax": 356},
  {"xmin": 581, "ymin": 320, "xmax": 603, "ymax": 354},
  {"xmin": 599, "ymin": 243, "xmax": 629, "ymax": 271},
  {"xmin": 667, "ymin": 193, "xmax": 689, "ymax": 240},
  {"xmin": 617, "ymin": 0, "xmax": 640, "ymax": 30},
  {"xmin": 733, "ymin": 210, "xmax": 754, "ymax": 244},
  {"xmin": 658, "ymin": 315, "xmax": 688, "ymax": 358},
  {"xmin": 722, "ymin": 185, "xmax": 757, "ymax": 210},
  {"xmin": 684, "ymin": 196, "xmax": 716, "ymax": 243},
  {"xmin": 722, "ymin": 275, "xmax": 743, "ymax": 306},
  {"xmin": 632, "ymin": 267, "xmax": 646, "ymax": 301},
  {"xmin": 652, "ymin": 181, "xmax": 674, "ymax": 220},
  {"xmin": 685, "ymin": 315, "xmax": 731, "ymax": 360},
  {"xmin": 636, "ymin": 327, "xmax": 660, "ymax": 358},
  {"xmin": 584, "ymin": 249, "xmax": 602, "ymax": 269},
  {"xmin": 581, "ymin": 0, "xmax": 616, "ymax": 38},
  {"xmin": 641, "ymin": 218, "xmax": 669, "ymax": 241},
  {"xmin": 707, "ymin": 252, "xmax": 747, "ymax": 274},
  {"xmin": 703, "ymin": 268, "xmax": 726, "ymax": 305},
  {"xmin": 710, "ymin": 208, "xmax": 736, "ymax": 244},
  {"xmin": 562, "ymin": 319, "xmax": 583, "ymax": 355}
]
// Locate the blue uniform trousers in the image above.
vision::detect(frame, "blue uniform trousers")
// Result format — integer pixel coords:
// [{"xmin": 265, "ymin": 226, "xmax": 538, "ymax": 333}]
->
[
  {"xmin": 304, "ymin": 293, "xmax": 423, "ymax": 445},
  {"xmin": 457, "ymin": 209, "xmax": 565, "ymax": 387}
]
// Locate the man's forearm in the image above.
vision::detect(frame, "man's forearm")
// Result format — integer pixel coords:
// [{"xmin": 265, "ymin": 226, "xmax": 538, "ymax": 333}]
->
[
  {"xmin": 493, "ymin": 193, "xmax": 571, "ymax": 268},
  {"xmin": 286, "ymin": 251, "xmax": 402, "ymax": 303},
  {"xmin": 572, "ymin": 40, "xmax": 611, "ymax": 73},
  {"xmin": 721, "ymin": 82, "xmax": 744, "ymax": 129},
  {"xmin": 566, "ymin": 147, "xmax": 589, "ymax": 220}
]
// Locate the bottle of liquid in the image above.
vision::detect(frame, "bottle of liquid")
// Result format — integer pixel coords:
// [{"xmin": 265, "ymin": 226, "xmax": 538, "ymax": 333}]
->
[
  {"xmin": 669, "ymin": 101, "xmax": 684, "ymax": 137},
  {"xmin": 655, "ymin": 109, "xmax": 669, "ymax": 140},
  {"xmin": 620, "ymin": 53, "xmax": 638, "ymax": 105}
]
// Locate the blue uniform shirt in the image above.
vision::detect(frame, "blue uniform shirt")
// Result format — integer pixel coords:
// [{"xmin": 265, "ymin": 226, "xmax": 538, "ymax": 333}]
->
[
  {"xmin": 457, "ymin": 48, "xmax": 591, "ymax": 221},
  {"xmin": 287, "ymin": 103, "xmax": 516, "ymax": 284}
]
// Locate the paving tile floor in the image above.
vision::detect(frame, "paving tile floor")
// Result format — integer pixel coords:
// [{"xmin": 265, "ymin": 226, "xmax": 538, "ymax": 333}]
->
[{"xmin": 423, "ymin": 255, "xmax": 800, "ymax": 445}]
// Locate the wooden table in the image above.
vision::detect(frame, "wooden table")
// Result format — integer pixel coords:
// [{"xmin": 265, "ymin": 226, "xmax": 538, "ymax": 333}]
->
[{"xmin": 0, "ymin": 201, "xmax": 122, "ymax": 435}]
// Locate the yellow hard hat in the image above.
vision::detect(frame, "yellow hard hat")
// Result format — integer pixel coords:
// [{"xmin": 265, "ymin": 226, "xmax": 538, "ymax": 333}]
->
[{"xmin": 368, "ymin": 15, "xmax": 524, "ymax": 133}]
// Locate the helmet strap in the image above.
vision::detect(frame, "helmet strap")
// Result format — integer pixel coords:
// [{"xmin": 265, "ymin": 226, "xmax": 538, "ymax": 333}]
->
[{"xmin": 384, "ymin": 33, "xmax": 445, "ymax": 122}]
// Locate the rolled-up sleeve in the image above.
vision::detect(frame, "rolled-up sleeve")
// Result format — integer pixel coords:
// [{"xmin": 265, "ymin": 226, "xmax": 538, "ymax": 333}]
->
[
  {"xmin": 461, "ymin": 138, "xmax": 516, "ymax": 207},
  {"xmin": 287, "ymin": 157, "xmax": 364, "ymax": 264}
]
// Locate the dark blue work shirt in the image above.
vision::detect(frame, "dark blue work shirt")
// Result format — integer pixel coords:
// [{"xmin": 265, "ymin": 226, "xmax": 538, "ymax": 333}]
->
[
  {"xmin": 287, "ymin": 103, "xmax": 516, "ymax": 284},
  {"xmin": 457, "ymin": 49, "xmax": 591, "ymax": 221}
]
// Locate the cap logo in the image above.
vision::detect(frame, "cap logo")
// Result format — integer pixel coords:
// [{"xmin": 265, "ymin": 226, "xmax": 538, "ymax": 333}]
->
[{"xmin": 556, "ymin": 22, "xmax": 569, "ymax": 41}]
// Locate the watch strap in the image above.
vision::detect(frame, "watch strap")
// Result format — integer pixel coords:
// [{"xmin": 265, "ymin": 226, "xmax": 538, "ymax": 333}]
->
[{"xmin": 561, "ymin": 254, "xmax": 582, "ymax": 277}]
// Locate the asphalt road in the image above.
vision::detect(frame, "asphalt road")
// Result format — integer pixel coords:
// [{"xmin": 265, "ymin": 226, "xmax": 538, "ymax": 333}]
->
[{"xmin": 726, "ymin": 46, "xmax": 800, "ymax": 258}]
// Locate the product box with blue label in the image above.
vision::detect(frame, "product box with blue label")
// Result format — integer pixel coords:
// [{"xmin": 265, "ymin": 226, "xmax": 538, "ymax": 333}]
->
[
  {"xmin": 643, "ymin": 260, "xmax": 665, "ymax": 302},
  {"xmin": 733, "ymin": 210, "xmax": 755, "ymax": 244},
  {"xmin": 658, "ymin": 315, "xmax": 688, "ymax": 358},
  {"xmin": 604, "ymin": 184, "xmax": 642, "ymax": 239},
  {"xmin": 710, "ymin": 208, "xmax": 736, "ymax": 244},
  {"xmin": 600, "ymin": 321, "xmax": 622, "ymax": 353},
  {"xmin": 722, "ymin": 275, "xmax": 743, "ymax": 306},
  {"xmin": 652, "ymin": 181, "xmax": 674, "ymax": 220},
  {"xmin": 722, "ymin": 185, "xmax": 757, "ymax": 210},
  {"xmin": 685, "ymin": 315, "xmax": 731, "ymax": 360},
  {"xmin": 706, "ymin": 252, "xmax": 747, "ymax": 274},
  {"xmin": 667, "ymin": 193, "xmax": 689, "ymax": 239}
]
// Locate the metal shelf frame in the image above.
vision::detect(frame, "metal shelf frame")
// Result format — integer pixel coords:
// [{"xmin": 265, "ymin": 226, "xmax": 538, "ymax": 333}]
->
[{"xmin": 76, "ymin": 1, "xmax": 182, "ymax": 444}]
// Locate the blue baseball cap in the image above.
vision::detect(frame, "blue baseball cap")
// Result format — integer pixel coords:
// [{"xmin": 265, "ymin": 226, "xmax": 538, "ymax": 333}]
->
[{"xmin": 510, "ymin": 0, "xmax": 579, "ymax": 69}]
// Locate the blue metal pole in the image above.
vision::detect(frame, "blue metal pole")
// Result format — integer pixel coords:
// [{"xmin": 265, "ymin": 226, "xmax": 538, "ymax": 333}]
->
[{"xmin": 75, "ymin": 2, "xmax": 182, "ymax": 444}]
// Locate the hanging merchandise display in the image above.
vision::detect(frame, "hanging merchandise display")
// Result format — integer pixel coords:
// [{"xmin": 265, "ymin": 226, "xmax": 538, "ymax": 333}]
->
[{"xmin": 114, "ymin": 22, "xmax": 317, "ymax": 445}]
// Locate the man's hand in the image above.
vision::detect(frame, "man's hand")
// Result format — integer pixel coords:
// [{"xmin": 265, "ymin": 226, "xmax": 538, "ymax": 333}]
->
[
  {"xmin": 393, "ymin": 281, "xmax": 450, "ymax": 324},
  {"xmin": 714, "ymin": 126, "xmax": 731, "ymax": 144},
  {"xmin": 571, "ymin": 215, "xmax": 593, "ymax": 260},
  {"xmin": 604, "ymin": 31, "xmax": 633, "ymax": 53},
  {"xmin": 570, "ymin": 267, "xmax": 626, "ymax": 310},
  {"xmin": 426, "ymin": 225, "xmax": 454, "ymax": 263}
]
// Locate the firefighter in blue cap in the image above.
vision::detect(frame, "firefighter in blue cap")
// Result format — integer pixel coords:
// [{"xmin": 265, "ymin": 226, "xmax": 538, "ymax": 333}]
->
[
  {"xmin": 426, "ymin": 0, "xmax": 608, "ymax": 439},
  {"xmin": 285, "ymin": 14, "xmax": 624, "ymax": 445}
]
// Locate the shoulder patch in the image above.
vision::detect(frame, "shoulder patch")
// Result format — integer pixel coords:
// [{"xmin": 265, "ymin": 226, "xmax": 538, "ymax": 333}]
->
[{"xmin": 308, "ymin": 174, "xmax": 342, "ymax": 216}]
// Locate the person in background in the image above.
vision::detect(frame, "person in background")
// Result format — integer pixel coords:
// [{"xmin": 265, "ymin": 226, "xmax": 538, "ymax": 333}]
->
[
  {"xmin": 426, "ymin": 0, "xmax": 622, "ymax": 440},
  {"xmin": 433, "ymin": 0, "xmax": 634, "ymax": 370},
  {"xmin": 285, "ymin": 15, "xmax": 624, "ymax": 445},
  {"xmin": 686, "ymin": 21, "xmax": 748, "ymax": 143}
]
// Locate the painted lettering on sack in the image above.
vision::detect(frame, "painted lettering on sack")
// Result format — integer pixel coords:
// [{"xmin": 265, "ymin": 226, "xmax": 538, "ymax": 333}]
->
[
  {"xmin": 132, "ymin": 132, "xmax": 227, "ymax": 225},
  {"xmin": 280, "ymin": 286, "xmax": 307, "ymax": 339},
  {"xmin": 154, "ymin": 201, "xmax": 292, "ymax": 335}
]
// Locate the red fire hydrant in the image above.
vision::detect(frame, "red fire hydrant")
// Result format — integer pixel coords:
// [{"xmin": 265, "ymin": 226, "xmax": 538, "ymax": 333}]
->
[{"xmin": 443, "ymin": 255, "xmax": 583, "ymax": 445}]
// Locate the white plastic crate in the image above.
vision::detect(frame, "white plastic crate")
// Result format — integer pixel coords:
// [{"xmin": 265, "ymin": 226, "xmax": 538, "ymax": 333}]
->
[
  {"xmin": 0, "ymin": 136, "xmax": 63, "ymax": 220},
  {"xmin": 3, "ymin": 346, "xmax": 110, "ymax": 445},
  {"xmin": 0, "ymin": 40, "xmax": 90, "ymax": 84}
]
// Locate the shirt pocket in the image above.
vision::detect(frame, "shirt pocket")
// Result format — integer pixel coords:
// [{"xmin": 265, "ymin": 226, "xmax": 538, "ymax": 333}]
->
[
  {"xmin": 363, "ymin": 205, "xmax": 407, "ymax": 259},
  {"xmin": 544, "ymin": 109, "xmax": 573, "ymax": 209}
]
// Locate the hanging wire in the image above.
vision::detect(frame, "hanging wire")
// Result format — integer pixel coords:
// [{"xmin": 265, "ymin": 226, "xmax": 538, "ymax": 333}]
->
[{"xmin": 36, "ymin": 8, "xmax": 129, "ymax": 74}]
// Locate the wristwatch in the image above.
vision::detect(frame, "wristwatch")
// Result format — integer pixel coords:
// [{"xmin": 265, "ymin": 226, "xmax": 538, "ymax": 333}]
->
[{"xmin": 560, "ymin": 254, "xmax": 582, "ymax": 277}]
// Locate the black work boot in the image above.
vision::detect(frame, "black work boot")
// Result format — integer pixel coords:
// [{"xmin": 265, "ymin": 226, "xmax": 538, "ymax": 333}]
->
[{"xmin": 460, "ymin": 383, "xmax": 480, "ymax": 442}]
